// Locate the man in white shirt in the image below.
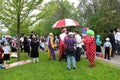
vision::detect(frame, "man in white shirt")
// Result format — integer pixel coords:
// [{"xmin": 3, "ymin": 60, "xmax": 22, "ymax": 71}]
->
[
  {"xmin": 115, "ymin": 28, "xmax": 120, "ymax": 54},
  {"xmin": 59, "ymin": 28, "xmax": 67, "ymax": 61},
  {"xmin": 74, "ymin": 30, "xmax": 82, "ymax": 61}
]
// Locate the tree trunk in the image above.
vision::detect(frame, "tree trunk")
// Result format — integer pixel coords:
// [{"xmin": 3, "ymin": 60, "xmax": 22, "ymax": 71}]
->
[
  {"xmin": 17, "ymin": 14, "xmax": 20, "ymax": 61},
  {"xmin": 17, "ymin": 1, "xmax": 21, "ymax": 61}
]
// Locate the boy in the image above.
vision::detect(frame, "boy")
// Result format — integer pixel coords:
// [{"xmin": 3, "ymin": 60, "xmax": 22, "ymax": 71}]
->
[{"xmin": 103, "ymin": 38, "xmax": 112, "ymax": 60}]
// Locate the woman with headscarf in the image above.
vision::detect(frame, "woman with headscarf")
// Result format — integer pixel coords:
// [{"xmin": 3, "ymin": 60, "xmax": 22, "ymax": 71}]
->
[{"xmin": 48, "ymin": 33, "xmax": 56, "ymax": 60}]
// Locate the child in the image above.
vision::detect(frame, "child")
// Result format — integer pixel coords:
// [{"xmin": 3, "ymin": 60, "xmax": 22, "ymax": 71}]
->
[
  {"xmin": 2, "ymin": 42, "xmax": 11, "ymax": 64},
  {"xmin": 96, "ymin": 35, "xmax": 102, "ymax": 57},
  {"xmin": 0, "ymin": 45, "xmax": 4, "ymax": 69},
  {"xmin": 103, "ymin": 38, "xmax": 112, "ymax": 60},
  {"xmin": 40, "ymin": 39, "xmax": 45, "ymax": 51}
]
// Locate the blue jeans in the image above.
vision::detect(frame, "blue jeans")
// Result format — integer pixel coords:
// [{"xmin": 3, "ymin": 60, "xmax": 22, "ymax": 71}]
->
[
  {"xmin": 67, "ymin": 55, "xmax": 76, "ymax": 69},
  {"xmin": 117, "ymin": 41, "xmax": 120, "ymax": 54},
  {"xmin": 0, "ymin": 64, "xmax": 2, "ymax": 69}
]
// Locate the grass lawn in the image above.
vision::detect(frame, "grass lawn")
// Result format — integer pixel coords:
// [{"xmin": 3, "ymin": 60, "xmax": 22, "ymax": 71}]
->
[{"xmin": 0, "ymin": 51, "xmax": 120, "ymax": 80}]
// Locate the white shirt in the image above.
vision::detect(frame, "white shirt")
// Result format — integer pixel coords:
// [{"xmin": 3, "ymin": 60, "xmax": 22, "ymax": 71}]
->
[
  {"xmin": 74, "ymin": 34, "xmax": 82, "ymax": 48},
  {"xmin": 20, "ymin": 37, "xmax": 24, "ymax": 42},
  {"xmin": 2, "ymin": 46, "xmax": 10, "ymax": 54},
  {"xmin": 115, "ymin": 32, "xmax": 120, "ymax": 41},
  {"xmin": 40, "ymin": 42, "xmax": 45, "ymax": 48},
  {"xmin": 60, "ymin": 33, "xmax": 67, "ymax": 41}
]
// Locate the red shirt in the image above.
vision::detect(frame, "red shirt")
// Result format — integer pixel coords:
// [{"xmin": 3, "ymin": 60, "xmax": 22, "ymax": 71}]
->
[
  {"xmin": 83, "ymin": 35, "xmax": 96, "ymax": 55},
  {"xmin": 83, "ymin": 35, "xmax": 90, "ymax": 55},
  {"xmin": 0, "ymin": 48, "xmax": 4, "ymax": 59},
  {"xmin": 89, "ymin": 36, "xmax": 96, "ymax": 54}
]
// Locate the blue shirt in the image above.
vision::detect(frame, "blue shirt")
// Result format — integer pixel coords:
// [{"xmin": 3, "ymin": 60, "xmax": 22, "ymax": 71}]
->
[{"xmin": 103, "ymin": 41, "xmax": 112, "ymax": 48}]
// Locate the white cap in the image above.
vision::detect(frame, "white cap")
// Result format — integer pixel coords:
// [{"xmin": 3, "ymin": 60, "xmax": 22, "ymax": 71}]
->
[
  {"xmin": 106, "ymin": 38, "xmax": 110, "ymax": 41},
  {"xmin": 68, "ymin": 32, "xmax": 74, "ymax": 35}
]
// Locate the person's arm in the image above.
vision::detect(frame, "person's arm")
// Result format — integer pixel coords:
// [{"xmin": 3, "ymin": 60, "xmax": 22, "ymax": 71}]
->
[
  {"xmin": 77, "ymin": 39, "xmax": 84, "ymax": 44},
  {"xmin": 1, "ymin": 48, "xmax": 4, "ymax": 58},
  {"xmin": 8, "ymin": 46, "xmax": 11, "ymax": 52},
  {"xmin": 103, "ymin": 43, "xmax": 105, "ymax": 48}
]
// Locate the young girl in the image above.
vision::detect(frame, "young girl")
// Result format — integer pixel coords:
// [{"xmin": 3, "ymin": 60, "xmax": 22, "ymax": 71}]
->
[
  {"xmin": 96, "ymin": 35, "xmax": 102, "ymax": 57},
  {"xmin": 0, "ymin": 45, "xmax": 4, "ymax": 69},
  {"xmin": 2, "ymin": 42, "xmax": 11, "ymax": 64}
]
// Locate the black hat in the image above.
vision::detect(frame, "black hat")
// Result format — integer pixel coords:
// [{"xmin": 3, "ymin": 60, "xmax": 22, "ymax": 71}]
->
[{"xmin": 110, "ymin": 29, "xmax": 113, "ymax": 33}]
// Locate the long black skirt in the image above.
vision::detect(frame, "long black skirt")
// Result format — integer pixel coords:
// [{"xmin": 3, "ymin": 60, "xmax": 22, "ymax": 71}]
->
[
  {"xmin": 3, "ymin": 54, "xmax": 10, "ymax": 60},
  {"xmin": 96, "ymin": 45, "xmax": 101, "ymax": 52},
  {"xmin": 0, "ymin": 59, "xmax": 3, "ymax": 64}
]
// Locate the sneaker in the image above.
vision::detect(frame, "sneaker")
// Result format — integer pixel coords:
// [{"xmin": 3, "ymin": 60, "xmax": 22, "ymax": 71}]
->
[
  {"xmin": 67, "ymin": 67, "xmax": 71, "ymax": 70},
  {"xmin": 73, "ymin": 67, "xmax": 76, "ymax": 69}
]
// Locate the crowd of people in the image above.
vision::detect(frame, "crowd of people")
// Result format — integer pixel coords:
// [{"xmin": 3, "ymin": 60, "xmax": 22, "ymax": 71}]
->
[{"xmin": 0, "ymin": 27, "xmax": 120, "ymax": 70}]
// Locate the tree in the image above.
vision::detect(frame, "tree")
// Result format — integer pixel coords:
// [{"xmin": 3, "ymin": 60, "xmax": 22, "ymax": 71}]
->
[
  {"xmin": 33, "ymin": 0, "xmax": 58, "ymax": 36},
  {"xmin": 0, "ymin": 0, "xmax": 44, "ymax": 60},
  {"xmin": 77, "ymin": 0, "xmax": 120, "ymax": 41},
  {"xmin": 34, "ymin": 0, "xmax": 80, "ymax": 36}
]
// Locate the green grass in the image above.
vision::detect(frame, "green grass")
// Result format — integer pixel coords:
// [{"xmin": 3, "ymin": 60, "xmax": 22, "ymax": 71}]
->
[{"xmin": 0, "ymin": 51, "xmax": 120, "ymax": 80}]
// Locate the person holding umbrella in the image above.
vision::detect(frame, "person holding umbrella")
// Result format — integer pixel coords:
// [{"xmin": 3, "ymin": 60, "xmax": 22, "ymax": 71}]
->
[{"xmin": 58, "ymin": 28, "xmax": 67, "ymax": 61}]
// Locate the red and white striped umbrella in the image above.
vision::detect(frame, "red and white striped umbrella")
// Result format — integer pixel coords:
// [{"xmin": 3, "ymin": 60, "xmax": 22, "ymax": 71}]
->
[{"xmin": 52, "ymin": 18, "xmax": 80, "ymax": 28}]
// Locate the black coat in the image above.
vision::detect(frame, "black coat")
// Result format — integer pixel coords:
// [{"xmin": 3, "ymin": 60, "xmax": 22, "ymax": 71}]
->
[
  {"xmin": 30, "ymin": 40, "xmax": 39, "ymax": 58},
  {"xmin": 108, "ymin": 33, "xmax": 116, "ymax": 52}
]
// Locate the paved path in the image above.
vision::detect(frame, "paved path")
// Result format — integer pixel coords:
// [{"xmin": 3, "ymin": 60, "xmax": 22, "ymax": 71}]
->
[
  {"xmin": 96, "ymin": 55, "xmax": 120, "ymax": 67},
  {"xmin": 55, "ymin": 50, "xmax": 120, "ymax": 67}
]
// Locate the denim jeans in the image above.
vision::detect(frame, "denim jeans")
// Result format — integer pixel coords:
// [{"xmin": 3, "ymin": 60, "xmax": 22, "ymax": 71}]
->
[
  {"xmin": 116, "ymin": 41, "xmax": 120, "ymax": 54},
  {"xmin": 67, "ymin": 55, "xmax": 76, "ymax": 69},
  {"xmin": 0, "ymin": 64, "xmax": 2, "ymax": 69}
]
